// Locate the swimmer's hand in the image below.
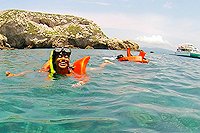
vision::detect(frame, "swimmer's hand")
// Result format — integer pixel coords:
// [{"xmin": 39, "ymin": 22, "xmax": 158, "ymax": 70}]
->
[
  {"xmin": 72, "ymin": 81, "xmax": 85, "ymax": 88},
  {"xmin": 6, "ymin": 71, "xmax": 15, "ymax": 77},
  {"xmin": 6, "ymin": 70, "xmax": 32, "ymax": 77}
]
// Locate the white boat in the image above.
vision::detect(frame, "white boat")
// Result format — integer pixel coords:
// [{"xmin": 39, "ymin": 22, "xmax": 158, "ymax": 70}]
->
[{"xmin": 175, "ymin": 43, "xmax": 200, "ymax": 58}]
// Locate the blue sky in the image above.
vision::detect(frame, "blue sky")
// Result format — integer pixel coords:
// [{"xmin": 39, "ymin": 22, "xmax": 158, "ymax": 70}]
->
[{"xmin": 1, "ymin": 0, "xmax": 200, "ymax": 50}]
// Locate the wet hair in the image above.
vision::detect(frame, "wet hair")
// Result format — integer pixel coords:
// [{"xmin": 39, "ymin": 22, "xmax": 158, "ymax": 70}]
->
[
  {"xmin": 52, "ymin": 51, "xmax": 58, "ymax": 70},
  {"xmin": 116, "ymin": 54, "xmax": 124, "ymax": 59}
]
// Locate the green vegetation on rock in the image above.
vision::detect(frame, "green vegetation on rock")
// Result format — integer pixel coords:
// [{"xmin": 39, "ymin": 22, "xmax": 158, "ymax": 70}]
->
[
  {"xmin": 65, "ymin": 24, "xmax": 83, "ymax": 36},
  {"xmin": 27, "ymin": 22, "xmax": 40, "ymax": 35},
  {"xmin": 0, "ymin": 9, "xmax": 139, "ymax": 50}
]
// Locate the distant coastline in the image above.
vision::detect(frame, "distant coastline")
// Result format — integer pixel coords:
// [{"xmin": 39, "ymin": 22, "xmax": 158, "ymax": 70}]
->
[{"xmin": 0, "ymin": 9, "xmax": 139, "ymax": 50}]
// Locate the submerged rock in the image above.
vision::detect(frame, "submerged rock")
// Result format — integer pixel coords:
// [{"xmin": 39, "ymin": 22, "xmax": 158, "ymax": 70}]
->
[{"xmin": 0, "ymin": 9, "xmax": 139, "ymax": 50}]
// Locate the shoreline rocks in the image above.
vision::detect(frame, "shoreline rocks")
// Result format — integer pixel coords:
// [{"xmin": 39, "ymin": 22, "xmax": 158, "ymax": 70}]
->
[{"xmin": 0, "ymin": 9, "xmax": 139, "ymax": 50}]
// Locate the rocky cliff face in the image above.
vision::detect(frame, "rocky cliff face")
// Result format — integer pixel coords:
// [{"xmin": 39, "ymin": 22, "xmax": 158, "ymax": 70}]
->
[
  {"xmin": 0, "ymin": 9, "xmax": 139, "ymax": 50},
  {"xmin": 0, "ymin": 33, "xmax": 12, "ymax": 50}
]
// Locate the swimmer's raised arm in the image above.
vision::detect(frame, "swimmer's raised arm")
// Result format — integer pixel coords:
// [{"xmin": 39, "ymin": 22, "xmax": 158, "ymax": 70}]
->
[{"xmin": 6, "ymin": 70, "xmax": 33, "ymax": 77}]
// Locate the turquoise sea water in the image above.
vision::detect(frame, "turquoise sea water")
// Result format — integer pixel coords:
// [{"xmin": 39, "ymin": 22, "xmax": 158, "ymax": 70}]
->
[{"xmin": 0, "ymin": 49, "xmax": 200, "ymax": 133}]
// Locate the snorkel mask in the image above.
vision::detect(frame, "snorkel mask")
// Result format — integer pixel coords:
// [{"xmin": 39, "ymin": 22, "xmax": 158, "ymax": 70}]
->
[{"xmin": 54, "ymin": 47, "xmax": 71, "ymax": 58}]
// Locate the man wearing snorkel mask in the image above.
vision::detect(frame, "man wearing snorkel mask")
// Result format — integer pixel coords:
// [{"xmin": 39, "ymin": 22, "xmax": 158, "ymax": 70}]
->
[
  {"xmin": 51, "ymin": 47, "xmax": 72, "ymax": 75},
  {"xmin": 6, "ymin": 47, "xmax": 114, "ymax": 87},
  {"xmin": 6, "ymin": 47, "xmax": 73, "ymax": 77}
]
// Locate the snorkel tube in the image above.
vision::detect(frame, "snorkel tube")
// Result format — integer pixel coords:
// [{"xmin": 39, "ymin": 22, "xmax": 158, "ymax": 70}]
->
[{"xmin": 49, "ymin": 50, "xmax": 56, "ymax": 77}]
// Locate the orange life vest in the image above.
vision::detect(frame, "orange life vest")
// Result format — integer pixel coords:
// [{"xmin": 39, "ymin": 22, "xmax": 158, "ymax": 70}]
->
[
  {"xmin": 117, "ymin": 48, "xmax": 149, "ymax": 63},
  {"xmin": 139, "ymin": 51, "xmax": 146, "ymax": 59},
  {"xmin": 40, "ymin": 56, "xmax": 90, "ymax": 77}
]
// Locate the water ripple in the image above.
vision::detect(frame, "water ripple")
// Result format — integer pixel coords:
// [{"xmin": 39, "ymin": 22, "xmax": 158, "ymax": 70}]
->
[{"xmin": 1, "ymin": 49, "xmax": 200, "ymax": 132}]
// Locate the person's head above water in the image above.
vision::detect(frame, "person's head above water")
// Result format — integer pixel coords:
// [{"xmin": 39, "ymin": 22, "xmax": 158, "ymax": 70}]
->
[
  {"xmin": 116, "ymin": 54, "xmax": 124, "ymax": 59},
  {"xmin": 51, "ymin": 47, "xmax": 72, "ymax": 74}
]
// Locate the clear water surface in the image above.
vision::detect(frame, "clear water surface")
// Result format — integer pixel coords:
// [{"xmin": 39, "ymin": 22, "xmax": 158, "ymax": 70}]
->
[{"xmin": 0, "ymin": 49, "xmax": 200, "ymax": 133}]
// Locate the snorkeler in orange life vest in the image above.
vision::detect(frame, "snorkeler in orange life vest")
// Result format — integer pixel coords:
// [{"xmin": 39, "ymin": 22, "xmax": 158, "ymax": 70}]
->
[
  {"xmin": 6, "ymin": 47, "xmax": 88, "ymax": 87},
  {"xmin": 116, "ymin": 48, "xmax": 149, "ymax": 63},
  {"xmin": 40, "ymin": 47, "xmax": 91, "ymax": 77},
  {"xmin": 6, "ymin": 47, "xmax": 113, "ymax": 87},
  {"xmin": 5, "ymin": 47, "xmax": 74, "ymax": 77}
]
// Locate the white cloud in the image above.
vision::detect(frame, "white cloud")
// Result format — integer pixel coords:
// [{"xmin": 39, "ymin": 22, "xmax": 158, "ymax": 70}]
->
[
  {"xmin": 92, "ymin": 2, "xmax": 110, "ymax": 6},
  {"xmin": 135, "ymin": 35, "xmax": 176, "ymax": 50},
  {"xmin": 63, "ymin": 11, "xmax": 200, "ymax": 50},
  {"xmin": 78, "ymin": 0, "xmax": 110, "ymax": 6},
  {"xmin": 76, "ymin": 12, "xmax": 167, "ymax": 34},
  {"xmin": 163, "ymin": 1, "xmax": 173, "ymax": 9},
  {"xmin": 135, "ymin": 35, "xmax": 170, "ymax": 45}
]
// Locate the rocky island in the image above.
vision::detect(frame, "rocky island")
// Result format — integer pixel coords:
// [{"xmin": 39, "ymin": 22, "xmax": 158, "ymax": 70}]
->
[{"xmin": 0, "ymin": 9, "xmax": 139, "ymax": 50}]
